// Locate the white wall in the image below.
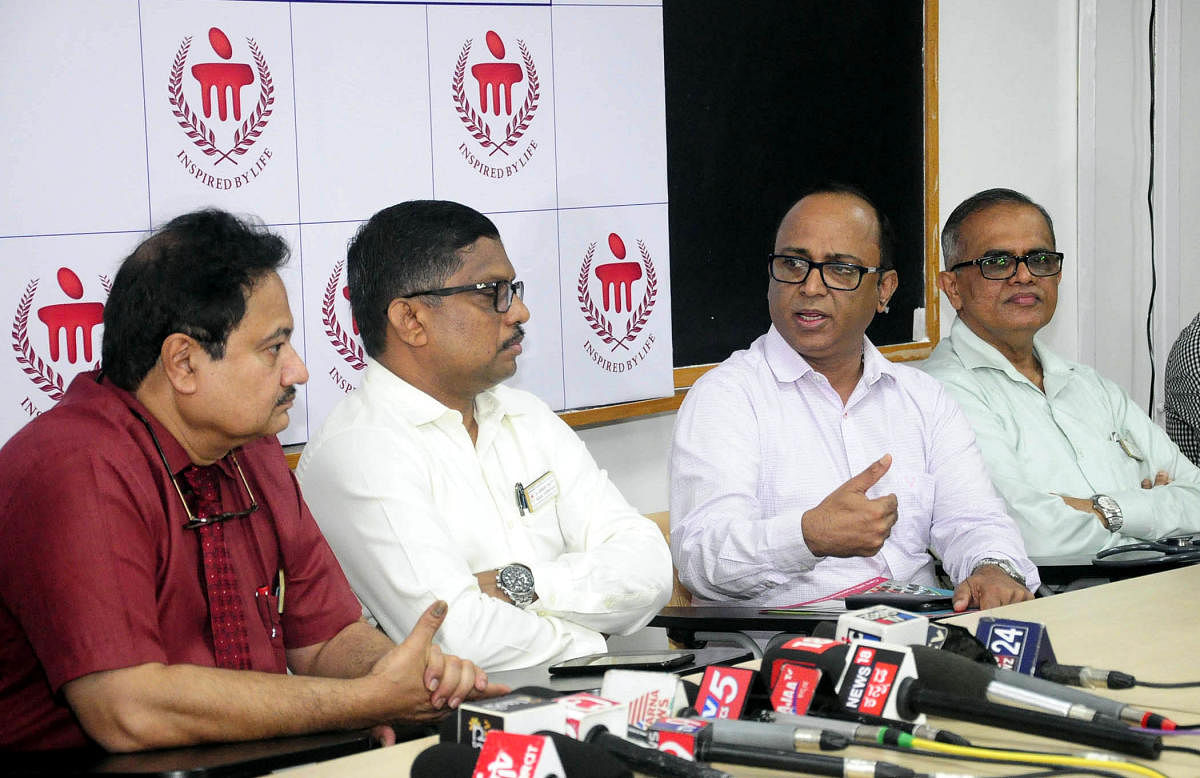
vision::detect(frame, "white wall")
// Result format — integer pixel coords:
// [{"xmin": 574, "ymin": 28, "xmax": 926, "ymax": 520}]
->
[{"xmin": 584, "ymin": 0, "xmax": 1200, "ymax": 514}]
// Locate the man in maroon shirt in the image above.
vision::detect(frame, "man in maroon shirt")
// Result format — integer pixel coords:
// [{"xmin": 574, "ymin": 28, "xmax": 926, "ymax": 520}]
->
[{"xmin": 0, "ymin": 210, "xmax": 502, "ymax": 752}]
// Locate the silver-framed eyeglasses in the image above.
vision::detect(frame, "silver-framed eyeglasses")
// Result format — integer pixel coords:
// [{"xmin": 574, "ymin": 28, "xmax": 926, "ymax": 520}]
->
[
  {"xmin": 768, "ymin": 253, "xmax": 884, "ymax": 292},
  {"xmin": 134, "ymin": 410, "xmax": 260, "ymax": 530},
  {"xmin": 948, "ymin": 251, "xmax": 1064, "ymax": 280},
  {"xmin": 405, "ymin": 279, "xmax": 524, "ymax": 313}
]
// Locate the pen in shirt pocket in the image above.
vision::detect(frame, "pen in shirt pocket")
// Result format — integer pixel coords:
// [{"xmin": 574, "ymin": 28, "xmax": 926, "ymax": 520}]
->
[{"xmin": 514, "ymin": 482, "xmax": 529, "ymax": 516}]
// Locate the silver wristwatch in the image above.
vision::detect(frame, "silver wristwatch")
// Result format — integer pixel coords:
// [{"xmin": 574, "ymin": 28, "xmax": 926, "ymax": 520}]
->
[
  {"xmin": 496, "ymin": 563, "xmax": 536, "ymax": 608},
  {"xmin": 1091, "ymin": 494, "xmax": 1124, "ymax": 533},
  {"xmin": 974, "ymin": 557, "xmax": 1027, "ymax": 589}
]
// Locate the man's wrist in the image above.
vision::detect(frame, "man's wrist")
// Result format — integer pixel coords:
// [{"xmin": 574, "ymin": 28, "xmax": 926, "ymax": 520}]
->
[{"xmin": 972, "ymin": 557, "xmax": 1027, "ymax": 589}]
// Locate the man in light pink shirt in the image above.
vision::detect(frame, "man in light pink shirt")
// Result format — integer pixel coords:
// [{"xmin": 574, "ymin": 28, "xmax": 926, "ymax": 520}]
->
[{"xmin": 670, "ymin": 185, "xmax": 1038, "ymax": 611}]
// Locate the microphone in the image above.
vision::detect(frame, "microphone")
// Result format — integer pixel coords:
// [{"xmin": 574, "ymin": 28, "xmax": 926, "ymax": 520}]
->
[
  {"xmin": 765, "ymin": 710, "xmax": 971, "ymax": 747},
  {"xmin": 895, "ymin": 680, "xmax": 1162, "ymax": 759},
  {"xmin": 412, "ymin": 732, "xmax": 634, "ymax": 778},
  {"xmin": 907, "ymin": 645, "xmax": 1105, "ymax": 722},
  {"xmin": 769, "ymin": 637, "xmax": 1163, "ymax": 758},
  {"xmin": 647, "ymin": 716, "xmax": 921, "ymax": 778},
  {"xmin": 1037, "ymin": 662, "xmax": 1136, "ymax": 689},
  {"xmin": 707, "ymin": 718, "xmax": 848, "ymax": 751},
  {"xmin": 976, "ymin": 619, "xmax": 1178, "ymax": 729},
  {"xmin": 453, "ymin": 684, "xmax": 733, "ymax": 778},
  {"xmin": 583, "ymin": 727, "xmax": 733, "ymax": 778}
]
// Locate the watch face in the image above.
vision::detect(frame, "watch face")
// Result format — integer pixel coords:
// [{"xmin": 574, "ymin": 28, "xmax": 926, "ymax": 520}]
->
[
  {"xmin": 499, "ymin": 565, "xmax": 534, "ymax": 594},
  {"xmin": 1097, "ymin": 495, "xmax": 1120, "ymax": 515}
]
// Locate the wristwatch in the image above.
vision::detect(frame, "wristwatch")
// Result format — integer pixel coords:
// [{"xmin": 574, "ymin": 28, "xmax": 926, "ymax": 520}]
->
[
  {"xmin": 496, "ymin": 563, "xmax": 536, "ymax": 608},
  {"xmin": 973, "ymin": 557, "xmax": 1027, "ymax": 589},
  {"xmin": 1091, "ymin": 494, "xmax": 1124, "ymax": 533}
]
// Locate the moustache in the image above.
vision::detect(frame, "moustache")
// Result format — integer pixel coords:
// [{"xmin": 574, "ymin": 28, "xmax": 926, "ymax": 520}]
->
[
  {"xmin": 276, "ymin": 387, "xmax": 297, "ymax": 406},
  {"xmin": 501, "ymin": 325, "xmax": 526, "ymax": 351}
]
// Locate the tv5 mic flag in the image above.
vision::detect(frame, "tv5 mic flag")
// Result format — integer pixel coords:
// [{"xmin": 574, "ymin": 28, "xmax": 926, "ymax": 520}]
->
[{"xmin": 694, "ymin": 666, "xmax": 755, "ymax": 720}]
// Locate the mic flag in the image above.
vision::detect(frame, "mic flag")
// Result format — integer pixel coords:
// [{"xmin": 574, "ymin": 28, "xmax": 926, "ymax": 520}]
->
[
  {"xmin": 695, "ymin": 666, "xmax": 755, "ymax": 720},
  {"xmin": 473, "ymin": 732, "xmax": 565, "ymax": 778},
  {"xmin": 836, "ymin": 642, "xmax": 919, "ymax": 721},
  {"xmin": 600, "ymin": 670, "xmax": 690, "ymax": 732},
  {"xmin": 647, "ymin": 717, "xmax": 712, "ymax": 760},
  {"xmin": 761, "ymin": 636, "xmax": 844, "ymax": 716},
  {"xmin": 975, "ymin": 617, "xmax": 1057, "ymax": 673},
  {"xmin": 836, "ymin": 606, "xmax": 930, "ymax": 645}
]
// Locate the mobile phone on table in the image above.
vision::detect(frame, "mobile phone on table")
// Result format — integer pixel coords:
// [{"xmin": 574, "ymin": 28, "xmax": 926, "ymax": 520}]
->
[
  {"xmin": 548, "ymin": 651, "xmax": 696, "ymax": 676},
  {"xmin": 843, "ymin": 592, "xmax": 955, "ymax": 612}
]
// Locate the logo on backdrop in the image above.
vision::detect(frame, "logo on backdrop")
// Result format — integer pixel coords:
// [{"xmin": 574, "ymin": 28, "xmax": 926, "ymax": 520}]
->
[
  {"xmin": 322, "ymin": 259, "xmax": 365, "ymax": 395},
  {"xmin": 168, "ymin": 26, "xmax": 275, "ymax": 190},
  {"xmin": 11, "ymin": 268, "xmax": 110, "ymax": 413},
  {"xmin": 452, "ymin": 30, "xmax": 540, "ymax": 178},
  {"xmin": 577, "ymin": 232, "xmax": 658, "ymax": 373}
]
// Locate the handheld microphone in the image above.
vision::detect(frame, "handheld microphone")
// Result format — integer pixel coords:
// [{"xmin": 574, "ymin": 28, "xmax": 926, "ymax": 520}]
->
[
  {"xmin": 896, "ymin": 680, "xmax": 1162, "ymax": 759},
  {"xmin": 975, "ymin": 619, "xmax": 1178, "ymax": 729},
  {"xmin": 582, "ymin": 727, "xmax": 734, "ymax": 778},
  {"xmin": 765, "ymin": 710, "xmax": 971, "ymax": 747},
  {"xmin": 908, "ymin": 645, "xmax": 1105, "ymax": 722}
]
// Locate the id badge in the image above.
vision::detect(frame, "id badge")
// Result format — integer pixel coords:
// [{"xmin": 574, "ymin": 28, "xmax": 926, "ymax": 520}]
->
[{"xmin": 520, "ymin": 471, "xmax": 559, "ymax": 513}]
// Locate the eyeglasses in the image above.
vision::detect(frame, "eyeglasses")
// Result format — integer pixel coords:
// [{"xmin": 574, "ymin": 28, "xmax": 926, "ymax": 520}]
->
[
  {"xmin": 135, "ymin": 411, "xmax": 260, "ymax": 530},
  {"xmin": 767, "ymin": 253, "xmax": 885, "ymax": 292},
  {"xmin": 406, "ymin": 279, "xmax": 525, "ymax": 313},
  {"xmin": 948, "ymin": 251, "xmax": 1064, "ymax": 280}
]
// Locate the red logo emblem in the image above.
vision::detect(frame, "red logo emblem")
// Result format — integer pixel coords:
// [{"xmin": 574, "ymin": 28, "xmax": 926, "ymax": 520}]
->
[
  {"xmin": 11, "ymin": 268, "xmax": 110, "ymax": 408},
  {"xmin": 452, "ymin": 30, "xmax": 540, "ymax": 177},
  {"xmin": 168, "ymin": 26, "xmax": 275, "ymax": 188},
  {"xmin": 322, "ymin": 259, "xmax": 365, "ymax": 395},
  {"xmin": 578, "ymin": 233, "xmax": 659, "ymax": 373}
]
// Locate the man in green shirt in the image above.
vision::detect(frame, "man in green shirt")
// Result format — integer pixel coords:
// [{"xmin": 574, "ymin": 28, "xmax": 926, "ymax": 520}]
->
[{"xmin": 923, "ymin": 188, "xmax": 1200, "ymax": 559}]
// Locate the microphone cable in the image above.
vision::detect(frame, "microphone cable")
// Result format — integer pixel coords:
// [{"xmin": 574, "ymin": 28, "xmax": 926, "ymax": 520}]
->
[
  {"xmin": 877, "ymin": 734, "xmax": 1170, "ymax": 778},
  {"xmin": 828, "ymin": 722, "xmax": 1167, "ymax": 778},
  {"xmin": 1037, "ymin": 662, "xmax": 1200, "ymax": 690}
]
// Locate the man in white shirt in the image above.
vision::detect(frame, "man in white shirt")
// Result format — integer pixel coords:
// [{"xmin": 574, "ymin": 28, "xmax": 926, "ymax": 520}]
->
[
  {"xmin": 923, "ymin": 188, "xmax": 1200, "ymax": 558},
  {"xmin": 670, "ymin": 185, "xmax": 1038, "ymax": 610},
  {"xmin": 298, "ymin": 200, "xmax": 672, "ymax": 672}
]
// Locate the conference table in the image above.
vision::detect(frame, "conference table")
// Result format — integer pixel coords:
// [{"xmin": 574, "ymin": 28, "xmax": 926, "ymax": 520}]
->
[{"xmin": 283, "ymin": 564, "xmax": 1200, "ymax": 777}]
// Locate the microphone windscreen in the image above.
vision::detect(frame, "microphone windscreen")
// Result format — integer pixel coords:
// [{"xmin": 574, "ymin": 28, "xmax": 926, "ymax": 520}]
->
[
  {"xmin": 416, "ymin": 733, "xmax": 634, "ymax": 778},
  {"xmin": 412, "ymin": 741, "xmax": 476, "ymax": 778},
  {"xmin": 940, "ymin": 624, "xmax": 997, "ymax": 665},
  {"xmin": 437, "ymin": 713, "xmax": 458, "ymax": 743},
  {"xmin": 909, "ymin": 645, "xmax": 991, "ymax": 698},
  {"xmin": 541, "ymin": 732, "xmax": 634, "ymax": 778},
  {"xmin": 812, "ymin": 621, "xmax": 838, "ymax": 639},
  {"xmin": 511, "ymin": 686, "xmax": 565, "ymax": 700}
]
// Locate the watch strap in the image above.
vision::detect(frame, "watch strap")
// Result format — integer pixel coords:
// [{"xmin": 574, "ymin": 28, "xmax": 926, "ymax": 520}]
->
[{"xmin": 973, "ymin": 557, "xmax": 1027, "ymax": 589}]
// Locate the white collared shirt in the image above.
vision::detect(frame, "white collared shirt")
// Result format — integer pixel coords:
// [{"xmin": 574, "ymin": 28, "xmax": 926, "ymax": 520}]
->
[
  {"xmin": 669, "ymin": 327, "xmax": 1038, "ymax": 605},
  {"xmin": 298, "ymin": 359, "xmax": 672, "ymax": 671}
]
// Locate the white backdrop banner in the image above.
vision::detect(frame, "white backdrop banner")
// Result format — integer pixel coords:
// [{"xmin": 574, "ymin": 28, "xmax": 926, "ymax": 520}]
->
[{"xmin": 0, "ymin": 0, "xmax": 671, "ymax": 446}]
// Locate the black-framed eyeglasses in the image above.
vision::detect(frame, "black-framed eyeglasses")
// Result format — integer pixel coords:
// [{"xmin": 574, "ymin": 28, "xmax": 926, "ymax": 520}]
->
[
  {"xmin": 948, "ymin": 251, "xmax": 1064, "ymax": 280},
  {"xmin": 768, "ymin": 253, "xmax": 884, "ymax": 292},
  {"xmin": 406, "ymin": 279, "xmax": 525, "ymax": 313},
  {"xmin": 134, "ymin": 411, "xmax": 260, "ymax": 530}
]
